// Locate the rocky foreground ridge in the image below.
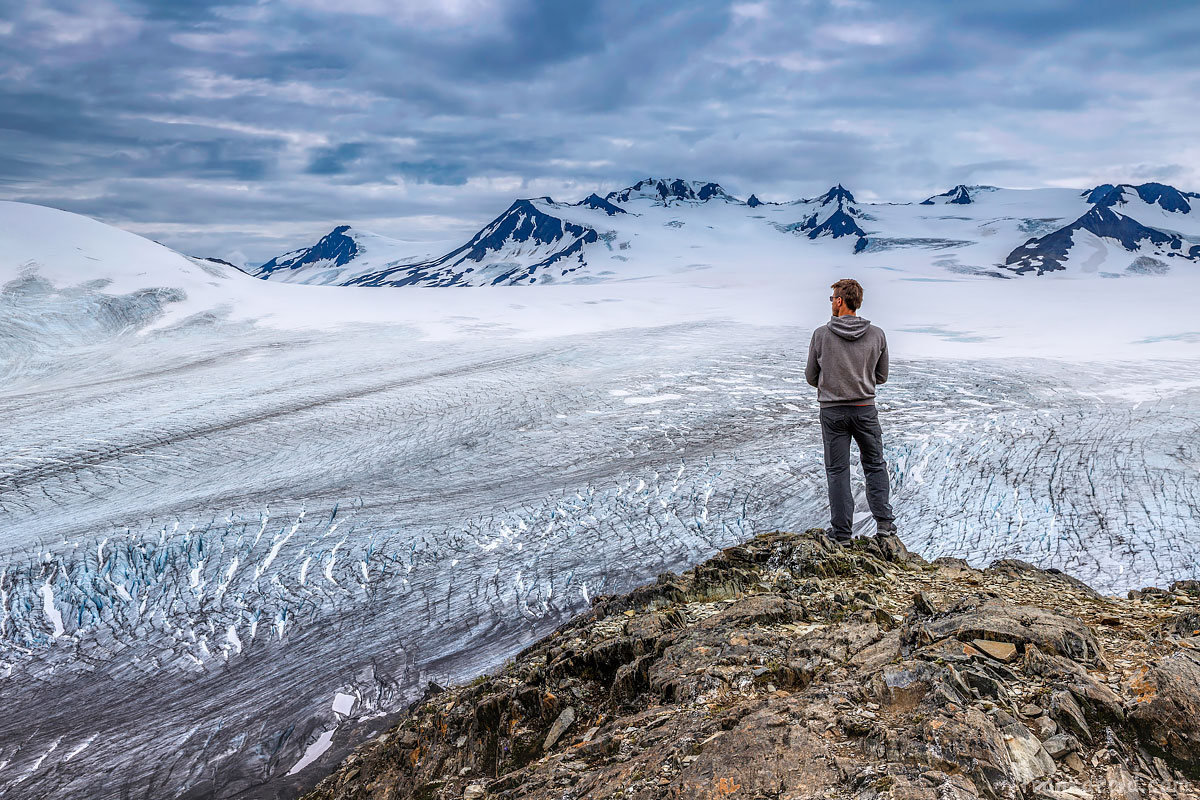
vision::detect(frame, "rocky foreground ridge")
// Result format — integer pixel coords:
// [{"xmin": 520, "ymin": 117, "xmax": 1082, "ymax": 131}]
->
[{"xmin": 303, "ymin": 531, "xmax": 1200, "ymax": 800}]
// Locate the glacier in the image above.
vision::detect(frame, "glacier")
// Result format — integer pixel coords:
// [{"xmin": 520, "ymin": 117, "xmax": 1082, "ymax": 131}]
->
[
  {"xmin": 2, "ymin": 197, "xmax": 1200, "ymax": 798},
  {"xmin": 2, "ymin": 319, "xmax": 1199, "ymax": 799}
]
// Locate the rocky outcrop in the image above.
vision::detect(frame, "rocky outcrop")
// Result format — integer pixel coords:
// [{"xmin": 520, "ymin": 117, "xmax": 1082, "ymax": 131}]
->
[{"xmin": 302, "ymin": 531, "xmax": 1200, "ymax": 800}]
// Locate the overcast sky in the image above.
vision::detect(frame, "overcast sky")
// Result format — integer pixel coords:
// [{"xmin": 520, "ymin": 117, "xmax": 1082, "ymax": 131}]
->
[{"xmin": 2, "ymin": 0, "xmax": 1198, "ymax": 265}]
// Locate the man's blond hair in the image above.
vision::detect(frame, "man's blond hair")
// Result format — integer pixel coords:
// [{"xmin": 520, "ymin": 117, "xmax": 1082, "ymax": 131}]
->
[{"xmin": 831, "ymin": 279, "xmax": 863, "ymax": 311}]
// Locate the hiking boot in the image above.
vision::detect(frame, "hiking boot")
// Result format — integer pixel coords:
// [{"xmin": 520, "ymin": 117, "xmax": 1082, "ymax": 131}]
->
[{"xmin": 875, "ymin": 519, "xmax": 898, "ymax": 535}]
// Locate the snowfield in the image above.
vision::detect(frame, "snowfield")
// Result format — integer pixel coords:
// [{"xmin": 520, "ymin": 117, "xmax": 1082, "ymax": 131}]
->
[{"xmin": 1, "ymin": 194, "xmax": 1199, "ymax": 799}]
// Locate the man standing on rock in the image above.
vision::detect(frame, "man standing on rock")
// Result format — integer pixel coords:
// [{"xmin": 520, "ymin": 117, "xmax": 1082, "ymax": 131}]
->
[{"xmin": 805, "ymin": 279, "xmax": 896, "ymax": 544}]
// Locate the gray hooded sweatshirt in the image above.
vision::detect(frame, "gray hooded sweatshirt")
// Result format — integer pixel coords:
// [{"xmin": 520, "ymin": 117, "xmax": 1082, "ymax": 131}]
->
[{"xmin": 805, "ymin": 315, "xmax": 889, "ymax": 407}]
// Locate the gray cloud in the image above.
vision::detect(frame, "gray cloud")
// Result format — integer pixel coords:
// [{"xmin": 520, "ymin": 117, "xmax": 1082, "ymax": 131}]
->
[{"xmin": 1, "ymin": 0, "xmax": 1199, "ymax": 265}]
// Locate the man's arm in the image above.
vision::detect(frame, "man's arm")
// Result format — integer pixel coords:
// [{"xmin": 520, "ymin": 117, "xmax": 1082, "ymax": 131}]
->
[
  {"xmin": 805, "ymin": 330, "xmax": 821, "ymax": 387},
  {"xmin": 875, "ymin": 331, "xmax": 889, "ymax": 385}
]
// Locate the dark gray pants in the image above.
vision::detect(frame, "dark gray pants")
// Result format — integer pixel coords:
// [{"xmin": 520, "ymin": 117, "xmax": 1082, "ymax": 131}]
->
[{"xmin": 819, "ymin": 404, "xmax": 894, "ymax": 540}]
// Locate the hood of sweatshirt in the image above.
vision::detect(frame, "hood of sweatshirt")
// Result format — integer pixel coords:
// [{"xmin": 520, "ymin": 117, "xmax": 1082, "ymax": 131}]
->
[{"xmin": 827, "ymin": 315, "xmax": 872, "ymax": 341}]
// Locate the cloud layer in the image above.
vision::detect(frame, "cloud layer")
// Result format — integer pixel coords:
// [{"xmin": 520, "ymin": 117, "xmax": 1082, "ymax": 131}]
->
[{"xmin": 2, "ymin": 0, "xmax": 1198, "ymax": 264}]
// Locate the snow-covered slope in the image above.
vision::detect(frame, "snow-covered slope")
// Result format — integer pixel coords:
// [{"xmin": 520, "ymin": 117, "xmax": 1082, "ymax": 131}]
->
[
  {"xmin": 0, "ymin": 201, "xmax": 252, "ymax": 346},
  {"xmin": 253, "ymin": 179, "xmax": 1200, "ymax": 287},
  {"xmin": 251, "ymin": 225, "xmax": 454, "ymax": 285},
  {"xmin": 1003, "ymin": 183, "xmax": 1200, "ymax": 276},
  {"xmin": 0, "ymin": 200, "xmax": 246, "ymax": 298},
  {"xmin": 0, "ymin": 201, "xmax": 261, "ymax": 384},
  {"xmin": 346, "ymin": 198, "xmax": 601, "ymax": 286}
]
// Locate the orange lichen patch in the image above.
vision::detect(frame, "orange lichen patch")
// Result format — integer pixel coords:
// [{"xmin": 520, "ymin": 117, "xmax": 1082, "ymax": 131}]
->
[
  {"xmin": 714, "ymin": 777, "xmax": 742, "ymax": 796},
  {"xmin": 1130, "ymin": 666, "xmax": 1157, "ymax": 703}
]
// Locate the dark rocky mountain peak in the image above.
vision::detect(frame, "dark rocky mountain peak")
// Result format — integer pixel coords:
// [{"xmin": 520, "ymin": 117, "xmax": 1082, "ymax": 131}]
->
[
  {"xmin": 605, "ymin": 178, "xmax": 736, "ymax": 204},
  {"xmin": 1004, "ymin": 204, "xmax": 1195, "ymax": 275},
  {"xmin": 578, "ymin": 193, "xmax": 627, "ymax": 215},
  {"xmin": 346, "ymin": 199, "xmax": 598, "ymax": 287},
  {"xmin": 1085, "ymin": 182, "xmax": 1193, "ymax": 214},
  {"xmin": 815, "ymin": 184, "xmax": 856, "ymax": 206},
  {"xmin": 255, "ymin": 225, "xmax": 358, "ymax": 278},
  {"xmin": 920, "ymin": 185, "xmax": 973, "ymax": 205}
]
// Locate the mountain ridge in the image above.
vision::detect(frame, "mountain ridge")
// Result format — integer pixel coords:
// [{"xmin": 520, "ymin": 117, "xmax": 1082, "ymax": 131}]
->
[{"xmin": 249, "ymin": 178, "xmax": 1200, "ymax": 286}]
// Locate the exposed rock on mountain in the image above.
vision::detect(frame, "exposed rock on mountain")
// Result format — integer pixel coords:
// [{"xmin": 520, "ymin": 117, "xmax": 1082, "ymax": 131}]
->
[
  {"xmin": 1003, "ymin": 204, "xmax": 1195, "ymax": 276},
  {"xmin": 1084, "ymin": 182, "xmax": 1197, "ymax": 214},
  {"xmin": 921, "ymin": 185, "xmax": 974, "ymax": 205},
  {"xmin": 578, "ymin": 193, "xmax": 628, "ymax": 215},
  {"xmin": 783, "ymin": 185, "xmax": 870, "ymax": 253},
  {"xmin": 347, "ymin": 200, "xmax": 598, "ymax": 286},
  {"xmin": 257, "ymin": 225, "xmax": 359, "ymax": 279},
  {"xmin": 191, "ymin": 255, "xmax": 248, "ymax": 273},
  {"xmin": 244, "ymin": 178, "xmax": 1200, "ymax": 285},
  {"xmin": 605, "ymin": 178, "xmax": 738, "ymax": 205},
  {"xmin": 303, "ymin": 530, "xmax": 1200, "ymax": 800}
]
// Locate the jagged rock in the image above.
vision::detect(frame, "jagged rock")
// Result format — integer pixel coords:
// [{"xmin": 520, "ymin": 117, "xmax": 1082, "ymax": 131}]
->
[
  {"xmin": 1025, "ymin": 644, "xmax": 1090, "ymax": 680},
  {"xmin": 1067, "ymin": 674, "xmax": 1126, "ymax": 723},
  {"xmin": 918, "ymin": 597, "xmax": 1104, "ymax": 667},
  {"xmin": 1172, "ymin": 612, "xmax": 1200, "ymax": 637},
  {"xmin": 542, "ymin": 706, "xmax": 575, "ymax": 751},
  {"xmin": 916, "ymin": 709, "xmax": 1019, "ymax": 799},
  {"xmin": 994, "ymin": 709, "xmax": 1056, "ymax": 785},
  {"xmin": 1051, "ymin": 690, "xmax": 1093, "ymax": 743},
  {"xmin": 913, "ymin": 591, "xmax": 938, "ymax": 616},
  {"xmin": 973, "ymin": 639, "xmax": 1019, "ymax": 662},
  {"xmin": 1033, "ymin": 715, "xmax": 1058, "ymax": 739},
  {"xmin": 1129, "ymin": 650, "xmax": 1200, "ymax": 765},
  {"xmin": 1105, "ymin": 763, "xmax": 1142, "ymax": 800},
  {"xmin": 988, "ymin": 559, "xmax": 1100, "ymax": 598},
  {"xmin": 875, "ymin": 661, "xmax": 965, "ymax": 710},
  {"xmin": 299, "ymin": 530, "xmax": 1200, "ymax": 800},
  {"xmin": 1034, "ymin": 787, "xmax": 1093, "ymax": 800},
  {"xmin": 876, "ymin": 533, "xmax": 911, "ymax": 562},
  {"xmin": 1043, "ymin": 733, "xmax": 1082, "ymax": 758},
  {"xmin": 674, "ymin": 708, "xmax": 842, "ymax": 798}
]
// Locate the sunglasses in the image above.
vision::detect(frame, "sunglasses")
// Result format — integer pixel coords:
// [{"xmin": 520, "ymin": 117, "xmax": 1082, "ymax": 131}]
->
[{"xmin": 829, "ymin": 295, "xmax": 841, "ymax": 302}]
